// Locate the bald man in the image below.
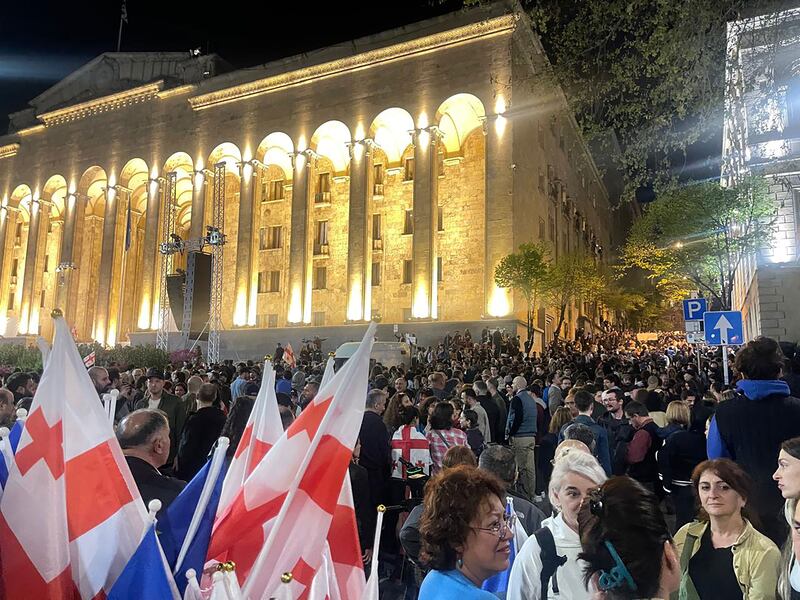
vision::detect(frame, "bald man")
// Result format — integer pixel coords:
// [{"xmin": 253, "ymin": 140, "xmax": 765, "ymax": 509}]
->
[
  {"xmin": 0, "ymin": 388, "xmax": 14, "ymax": 428},
  {"xmin": 116, "ymin": 409, "xmax": 186, "ymax": 516},
  {"xmin": 88, "ymin": 366, "xmax": 111, "ymax": 397}
]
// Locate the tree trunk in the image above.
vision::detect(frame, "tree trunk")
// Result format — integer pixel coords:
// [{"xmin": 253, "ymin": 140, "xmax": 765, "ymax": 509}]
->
[{"xmin": 554, "ymin": 303, "xmax": 567, "ymax": 341}]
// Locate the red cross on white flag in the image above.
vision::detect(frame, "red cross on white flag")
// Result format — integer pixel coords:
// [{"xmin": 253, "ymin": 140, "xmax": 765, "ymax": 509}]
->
[{"xmin": 0, "ymin": 312, "xmax": 147, "ymax": 599}]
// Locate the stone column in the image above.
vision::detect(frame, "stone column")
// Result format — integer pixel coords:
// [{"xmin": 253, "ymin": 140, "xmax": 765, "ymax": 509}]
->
[
  {"xmin": 139, "ymin": 178, "xmax": 161, "ymax": 330},
  {"xmin": 19, "ymin": 198, "xmax": 42, "ymax": 334},
  {"xmin": 346, "ymin": 139, "xmax": 373, "ymax": 322},
  {"xmin": 65, "ymin": 193, "xmax": 88, "ymax": 327},
  {"xmin": 56, "ymin": 193, "xmax": 77, "ymax": 313},
  {"xmin": 484, "ymin": 113, "xmax": 514, "ymax": 318},
  {"xmin": 0, "ymin": 205, "xmax": 16, "ymax": 330},
  {"xmin": 93, "ymin": 186, "xmax": 119, "ymax": 344},
  {"xmin": 28, "ymin": 200, "xmax": 52, "ymax": 335},
  {"xmin": 234, "ymin": 160, "xmax": 256, "ymax": 326},
  {"xmin": 287, "ymin": 151, "xmax": 311, "ymax": 324},
  {"xmin": 411, "ymin": 128, "xmax": 440, "ymax": 319},
  {"xmin": 190, "ymin": 169, "xmax": 206, "ymax": 241}
]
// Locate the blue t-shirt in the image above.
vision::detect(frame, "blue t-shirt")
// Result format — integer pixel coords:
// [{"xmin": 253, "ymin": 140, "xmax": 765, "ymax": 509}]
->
[{"xmin": 419, "ymin": 569, "xmax": 498, "ymax": 600}]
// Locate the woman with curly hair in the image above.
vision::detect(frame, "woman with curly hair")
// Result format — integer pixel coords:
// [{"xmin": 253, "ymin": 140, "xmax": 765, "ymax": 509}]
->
[{"xmin": 419, "ymin": 465, "xmax": 511, "ymax": 599}]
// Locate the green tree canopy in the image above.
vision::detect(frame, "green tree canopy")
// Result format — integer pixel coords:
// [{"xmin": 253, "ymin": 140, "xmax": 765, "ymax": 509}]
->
[
  {"xmin": 546, "ymin": 251, "xmax": 606, "ymax": 339},
  {"xmin": 494, "ymin": 242, "xmax": 550, "ymax": 343},
  {"xmin": 619, "ymin": 175, "xmax": 776, "ymax": 309}
]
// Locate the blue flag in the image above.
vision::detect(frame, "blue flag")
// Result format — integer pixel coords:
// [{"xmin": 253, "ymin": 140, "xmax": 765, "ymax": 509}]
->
[
  {"xmin": 482, "ymin": 498, "xmax": 518, "ymax": 599},
  {"xmin": 8, "ymin": 419, "xmax": 23, "ymax": 453},
  {"xmin": 0, "ymin": 419, "xmax": 24, "ymax": 490},
  {"xmin": 108, "ymin": 524, "xmax": 177, "ymax": 600},
  {"xmin": 158, "ymin": 452, "xmax": 228, "ymax": 595}
]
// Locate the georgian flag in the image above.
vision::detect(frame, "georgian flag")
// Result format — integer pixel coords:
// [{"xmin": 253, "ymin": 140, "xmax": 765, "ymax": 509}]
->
[{"xmin": 0, "ymin": 312, "xmax": 147, "ymax": 598}]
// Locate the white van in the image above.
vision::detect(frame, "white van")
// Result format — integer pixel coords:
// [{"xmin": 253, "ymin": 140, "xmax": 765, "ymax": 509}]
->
[{"xmin": 334, "ymin": 341, "xmax": 411, "ymax": 370}]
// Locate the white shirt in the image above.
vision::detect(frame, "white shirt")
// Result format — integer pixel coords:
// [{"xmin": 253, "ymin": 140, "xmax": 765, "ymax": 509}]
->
[
  {"xmin": 508, "ymin": 513, "xmax": 591, "ymax": 600},
  {"xmin": 147, "ymin": 397, "xmax": 161, "ymax": 410}
]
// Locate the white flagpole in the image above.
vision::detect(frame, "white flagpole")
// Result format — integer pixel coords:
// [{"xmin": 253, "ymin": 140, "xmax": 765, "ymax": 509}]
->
[
  {"xmin": 320, "ymin": 354, "xmax": 335, "ymax": 387},
  {"xmin": 361, "ymin": 505, "xmax": 386, "ymax": 600},
  {"xmin": 173, "ymin": 436, "xmax": 230, "ymax": 575},
  {"xmin": 182, "ymin": 569, "xmax": 204, "ymax": 600}
]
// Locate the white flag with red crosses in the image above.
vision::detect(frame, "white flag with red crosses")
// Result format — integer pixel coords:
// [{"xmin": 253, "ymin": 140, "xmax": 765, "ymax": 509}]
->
[
  {"xmin": 0, "ymin": 312, "xmax": 147, "ymax": 599},
  {"xmin": 207, "ymin": 323, "xmax": 375, "ymax": 599}
]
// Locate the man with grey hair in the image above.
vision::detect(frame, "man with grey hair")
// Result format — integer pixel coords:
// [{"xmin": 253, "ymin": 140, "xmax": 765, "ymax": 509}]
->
[
  {"xmin": 507, "ymin": 375, "xmax": 538, "ymax": 500},
  {"xmin": 359, "ymin": 388, "xmax": 391, "ymax": 512},
  {"xmin": 478, "ymin": 445, "xmax": 546, "ymax": 535},
  {"xmin": 117, "ymin": 409, "xmax": 186, "ymax": 517}
]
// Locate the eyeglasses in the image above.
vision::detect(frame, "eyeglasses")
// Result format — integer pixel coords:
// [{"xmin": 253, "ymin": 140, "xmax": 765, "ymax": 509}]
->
[{"xmin": 473, "ymin": 512, "xmax": 516, "ymax": 539}]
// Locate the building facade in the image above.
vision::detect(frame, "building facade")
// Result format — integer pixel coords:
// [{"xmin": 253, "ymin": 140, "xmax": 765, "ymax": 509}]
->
[
  {"xmin": 724, "ymin": 7, "xmax": 800, "ymax": 342},
  {"xmin": 0, "ymin": 2, "xmax": 619, "ymax": 356}
]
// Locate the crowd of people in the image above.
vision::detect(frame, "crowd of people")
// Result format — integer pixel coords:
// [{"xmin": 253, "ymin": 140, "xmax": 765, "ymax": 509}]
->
[{"xmin": 4, "ymin": 325, "xmax": 800, "ymax": 599}]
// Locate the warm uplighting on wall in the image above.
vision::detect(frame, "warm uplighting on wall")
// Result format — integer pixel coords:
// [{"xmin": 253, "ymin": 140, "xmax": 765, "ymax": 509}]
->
[
  {"xmin": 488, "ymin": 285, "xmax": 511, "ymax": 318},
  {"xmin": 412, "ymin": 284, "xmax": 430, "ymax": 319},
  {"xmin": 347, "ymin": 283, "xmax": 363, "ymax": 322},
  {"xmin": 138, "ymin": 298, "xmax": 151, "ymax": 330},
  {"xmin": 288, "ymin": 286, "xmax": 303, "ymax": 323},
  {"xmin": 494, "ymin": 96, "xmax": 507, "ymax": 138},
  {"xmin": 233, "ymin": 291, "xmax": 248, "ymax": 327}
]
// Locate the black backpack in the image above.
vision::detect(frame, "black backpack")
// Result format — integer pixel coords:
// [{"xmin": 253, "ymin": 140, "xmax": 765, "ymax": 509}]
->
[{"xmin": 534, "ymin": 526, "xmax": 567, "ymax": 599}]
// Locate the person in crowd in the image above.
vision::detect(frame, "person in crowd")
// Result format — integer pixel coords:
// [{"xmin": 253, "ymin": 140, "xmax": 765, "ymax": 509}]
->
[
  {"xmin": 478, "ymin": 445, "xmax": 546, "ymax": 536},
  {"xmin": 559, "ymin": 389, "xmax": 612, "ymax": 475},
  {"xmin": 486, "ymin": 378, "xmax": 508, "ymax": 440},
  {"xmin": 359, "ymin": 389, "xmax": 392, "ymax": 511},
  {"xmin": 509, "ymin": 449, "xmax": 607, "ymax": 600},
  {"xmin": 230, "ymin": 367, "xmax": 250, "ymax": 403},
  {"xmin": 463, "ymin": 388, "xmax": 491, "ymax": 443},
  {"xmin": 183, "ymin": 375, "xmax": 203, "ymax": 414},
  {"xmin": 507, "ymin": 375, "xmax": 538, "ymax": 500},
  {"xmin": 427, "ymin": 401, "xmax": 468, "ymax": 473},
  {"xmin": 117, "ymin": 409, "xmax": 186, "ymax": 517},
  {"xmin": 299, "ymin": 380, "xmax": 319, "ymax": 412},
  {"xmin": 623, "ymin": 401, "xmax": 662, "ymax": 493},
  {"xmin": 350, "ymin": 438, "xmax": 376, "ymax": 568},
  {"xmin": 538, "ymin": 407, "xmax": 573, "ymax": 494},
  {"xmin": 658, "ymin": 403, "xmax": 710, "ymax": 530},
  {"xmin": 0, "ymin": 388, "xmax": 15, "ymax": 428},
  {"xmin": 220, "ymin": 395, "xmax": 255, "ymax": 458},
  {"xmin": 418, "ymin": 465, "xmax": 511, "ymax": 599},
  {"xmin": 674, "ymin": 459, "xmax": 780, "ymax": 599},
  {"xmin": 172, "ymin": 381, "xmax": 188, "ymax": 398},
  {"xmin": 462, "ymin": 409, "xmax": 485, "ymax": 458},
  {"xmin": 4, "ymin": 372, "xmax": 34, "ymax": 405},
  {"xmin": 547, "ymin": 374, "xmax": 565, "ymax": 415},
  {"xmin": 429, "ymin": 372, "xmax": 449, "ymax": 401},
  {"xmin": 175, "ymin": 383, "xmax": 226, "ymax": 481},
  {"xmin": 599, "ymin": 388, "xmax": 632, "ymax": 476},
  {"xmin": 658, "ymin": 400, "xmax": 690, "ymax": 440},
  {"xmin": 391, "ymin": 405, "xmax": 432, "ymax": 479},
  {"xmin": 773, "ymin": 438, "xmax": 800, "ymax": 599},
  {"xmin": 132, "ymin": 367, "xmax": 187, "ymax": 468},
  {"xmin": 578, "ymin": 477, "xmax": 681, "ymax": 600},
  {"xmin": 708, "ymin": 337, "xmax": 800, "ymax": 545},
  {"xmin": 473, "ymin": 379, "xmax": 502, "ymax": 444},
  {"xmin": 87, "ymin": 366, "xmax": 111, "ymax": 397}
]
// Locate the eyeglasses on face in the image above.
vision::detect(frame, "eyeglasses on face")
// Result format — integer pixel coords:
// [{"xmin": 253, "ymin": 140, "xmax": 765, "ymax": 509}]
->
[{"xmin": 473, "ymin": 512, "xmax": 516, "ymax": 539}]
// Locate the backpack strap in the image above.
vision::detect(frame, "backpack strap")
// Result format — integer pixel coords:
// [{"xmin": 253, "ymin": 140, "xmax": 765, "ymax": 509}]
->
[{"xmin": 534, "ymin": 527, "xmax": 568, "ymax": 600}]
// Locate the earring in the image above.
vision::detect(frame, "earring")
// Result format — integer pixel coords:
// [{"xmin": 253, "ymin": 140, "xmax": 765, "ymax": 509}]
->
[{"xmin": 457, "ymin": 556, "xmax": 464, "ymax": 569}]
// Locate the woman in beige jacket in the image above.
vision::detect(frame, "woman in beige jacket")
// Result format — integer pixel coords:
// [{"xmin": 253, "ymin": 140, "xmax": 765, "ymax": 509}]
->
[{"xmin": 674, "ymin": 459, "xmax": 780, "ymax": 600}]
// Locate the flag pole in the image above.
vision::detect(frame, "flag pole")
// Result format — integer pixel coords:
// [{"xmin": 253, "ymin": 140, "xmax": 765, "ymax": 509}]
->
[{"xmin": 117, "ymin": 14, "xmax": 124, "ymax": 52}]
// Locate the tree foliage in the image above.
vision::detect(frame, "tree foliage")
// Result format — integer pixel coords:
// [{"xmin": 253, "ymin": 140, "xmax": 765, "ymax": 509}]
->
[
  {"xmin": 494, "ymin": 242, "xmax": 550, "ymax": 342},
  {"xmin": 505, "ymin": 0, "xmax": 784, "ymax": 200},
  {"xmin": 619, "ymin": 175, "xmax": 776, "ymax": 309},
  {"xmin": 545, "ymin": 252, "xmax": 607, "ymax": 339}
]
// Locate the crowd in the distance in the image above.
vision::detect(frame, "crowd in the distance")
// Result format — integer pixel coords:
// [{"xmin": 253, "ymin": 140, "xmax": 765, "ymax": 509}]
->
[{"xmin": 4, "ymin": 327, "xmax": 800, "ymax": 599}]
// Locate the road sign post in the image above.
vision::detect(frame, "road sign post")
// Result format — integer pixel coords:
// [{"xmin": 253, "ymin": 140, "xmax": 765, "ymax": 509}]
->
[
  {"xmin": 683, "ymin": 298, "xmax": 708, "ymax": 322},
  {"xmin": 703, "ymin": 310, "xmax": 744, "ymax": 386}
]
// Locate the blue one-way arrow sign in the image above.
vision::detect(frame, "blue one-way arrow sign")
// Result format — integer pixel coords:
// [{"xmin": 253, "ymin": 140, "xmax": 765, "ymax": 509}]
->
[{"xmin": 703, "ymin": 310, "xmax": 744, "ymax": 346}]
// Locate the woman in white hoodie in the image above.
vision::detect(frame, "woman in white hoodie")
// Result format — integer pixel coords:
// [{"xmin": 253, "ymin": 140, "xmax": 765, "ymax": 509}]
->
[{"xmin": 508, "ymin": 448, "xmax": 607, "ymax": 600}]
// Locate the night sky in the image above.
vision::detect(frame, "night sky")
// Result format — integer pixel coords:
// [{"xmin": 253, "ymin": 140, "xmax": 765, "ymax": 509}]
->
[
  {"xmin": 1, "ymin": 0, "xmax": 720, "ymax": 182},
  {"xmin": 0, "ymin": 0, "xmax": 462, "ymax": 132}
]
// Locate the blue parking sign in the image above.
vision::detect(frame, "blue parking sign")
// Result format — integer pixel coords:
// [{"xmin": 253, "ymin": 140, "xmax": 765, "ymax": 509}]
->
[{"xmin": 683, "ymin": 298, "xmax": 707, "ymax": 321}]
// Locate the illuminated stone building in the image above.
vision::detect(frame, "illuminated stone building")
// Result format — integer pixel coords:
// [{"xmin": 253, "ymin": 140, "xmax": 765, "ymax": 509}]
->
[{"xmin": 0, "ymin": 2, "xmax": 622, "ymax": 355}]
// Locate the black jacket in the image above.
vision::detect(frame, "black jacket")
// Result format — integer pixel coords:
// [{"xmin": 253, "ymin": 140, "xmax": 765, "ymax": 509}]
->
[
  {"xmin": 125, "ymin": 455, "xmax": 186, "ymax": 519},
  {"xmin": 175, "ymin": 406, "xmax": 227, "ymax": 481},
  {"xmin": 658, "ymin": 430, "xmax": 707, "ymax": 490},
  {"xmin": 358, "ymin": 411, "xmax": 392, "ymax": 508},
  {"xmin": 477, "ymin": 394, "xmax": 502, "ymax": 443}
]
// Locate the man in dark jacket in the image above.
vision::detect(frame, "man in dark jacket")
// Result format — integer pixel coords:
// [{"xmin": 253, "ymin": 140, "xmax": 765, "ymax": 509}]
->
[
  {"xmin": 708, "ymin": 337, "xmax": 800, "ymax": 545},
  {"xmin": 624, "ymin": 401, "xmax": 662, "ymax": 492},
  {"xmin": 117, "ymin": 409, "xmax": 186, "ymax": 518},
  {"xmin": 559, "ymin": 390, "xmax": 612, "ymax": 475},
  {"xmin": 473, "ymin": 380, "xmax": 501, "ymax": 444},
  {"xmin": 133, "ymin": 368, "xmax": 187, "ymax": 467},
  {"xmin": 358, "ymin": 389, "xmax": 391, "ymax": 510},
  {"xmin": 175, "ymin": 383, "xmax": 226, "ymax": 480}
]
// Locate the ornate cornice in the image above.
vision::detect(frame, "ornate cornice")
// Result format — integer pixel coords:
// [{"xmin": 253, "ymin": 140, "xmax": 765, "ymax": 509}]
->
[
  {"xmin": 189, "ymin": 15, "xmax": 517, "ymax": 111},
  {"xmin": 0, "ymin": 143, "xmax": 20, "ymax": 160},
  {"xmin": 38, "ymin": 81, "xmax": 165, "ymax": 127}
]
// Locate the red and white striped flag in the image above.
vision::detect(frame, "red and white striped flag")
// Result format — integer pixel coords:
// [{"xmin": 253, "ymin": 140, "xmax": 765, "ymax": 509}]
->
[
  {"xmin": 207, "ymin": 324, "xmax": 375, "ymax": 599},
  {"xmin": 82, "ymin": 351, "xmax": 95, "ymax": 368},
  {"xmin": 283, "ymin": 343, "xmax": 296, "ymax": 368},
  {"xmin": 217, "ymin": 361, "xmax": 282, "ymax": 513},
  {"xmin": 0, "ymin": 312, "xmax": 147, "ymax": 598}
]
